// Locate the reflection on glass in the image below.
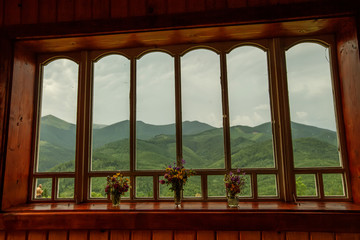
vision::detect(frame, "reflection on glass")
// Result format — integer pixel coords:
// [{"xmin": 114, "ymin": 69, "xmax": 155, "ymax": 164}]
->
[
  {"xmin": 181, "ymin": 49, "xmax": 224, "ymax": 169},
  {"xmin": 35, "ymin": 178, "xmax": 52, "ymax": 199},
  {"xmin": 295, "ymin": 174, "xmax": 317, "ymax": 197},
  {"xmin": 136, "ymin": 176, "xmax": 153, "ymax": 198},
  {"xmin": 57, "ymin": 178, "xmax": 74, "ymax": 199},
  {"xmin": 37, "ymin": 59, "xmax": 78, "ymax": 173},
  {"xmin": 323, "ymin": 173, "xmax": 345, "ymax": 196},
  {"xmin": 286, "ymin": 43, "xmax": 340, "ymax": 168},
  {"xmin": 136, "ymin": 52, "xmax": 176, "ymax": 170},
  {"xmin": 227, "ymin": 46, "xmax": 274, "ymax": 169},
  {"xmin": 92, "ymin": 54, "xmax": 130, "ymax": 171},
  {"xmin": 257, "ymin": 174, "xmax": 278, "ymax": 197},
  {"xmin": 183, "ymin": 175, "xmax": 201, "ymax": 198}
]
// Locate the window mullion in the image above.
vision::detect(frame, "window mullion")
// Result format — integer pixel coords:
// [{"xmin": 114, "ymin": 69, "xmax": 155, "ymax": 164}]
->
[
  {"xmin": 174, "ymin": 55, "xmax": 182, "ymax": 166},
  {"xmin": 129, "ymin": 57, "xmax": 136, "ymax": 200}
]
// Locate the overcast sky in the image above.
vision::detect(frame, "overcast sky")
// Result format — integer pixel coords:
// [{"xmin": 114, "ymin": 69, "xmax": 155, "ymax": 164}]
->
[{"xmin": 40, "ymin": 42, "xmax": 337, "ymax": 131}]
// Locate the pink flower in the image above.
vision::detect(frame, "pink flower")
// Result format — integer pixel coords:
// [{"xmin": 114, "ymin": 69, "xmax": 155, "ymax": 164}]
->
[{"xmin": 159, "ymin": 180, "xmax": 166, "ymax": 184}]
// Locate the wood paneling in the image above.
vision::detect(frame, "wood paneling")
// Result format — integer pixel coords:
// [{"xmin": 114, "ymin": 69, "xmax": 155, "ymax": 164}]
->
[
  {"xmin": 227, "ymin": 0, "xmax": 247, "ymax": 8},
  {"xmin": 57, "ymin": 0, "xmax": 75, "ymax": 22},
  {"xmin": 38, "ymin": 0, "xmax": 56, "ymax": 23},
  {"xmin": 0, "ymin": 232, "xmax": 5, "ymax": 240},
  {"xmin": 20, "ymin": 0, "xmax": 38, "ymax": 24},
  {"xmin": 3, "ymin": 0, "xmax": 21, "ymax": 25},
  {"xmin": 217, "ymin": 231, "xmax": 238, "ymax": 240},
  {"xmin": 28, "ymin": 231, "xmax": 47, "ymax": 240},
  {"xmin": 75, "ymin": 0, "xmax": 92, "ymax": 21},
  {"xmin": 0, "ymin": 0, "xmax": 3, "ymax": 26},
  {"xmin": 110, "ymin": 230, "xmax": 130, "ymax": 240},
  {"xmin": 147, "ymin": 0, "xmax": 167, "ymax": 15},
  {"xmin": 153, "ymin": 230, "xmax": 173, "ymax": 240},
  {"xmin": 132, "ymin": 231, "xmax": 151, "ymax": 240},
  {"xmin": 48, "ymin": 231, "xmax": 68, "ymax": 240},
  {"xmin": 174, "ymin": 231, "xmax": 196, "ymax": 240},
  {"xmin": 187, "ymin": 0, "xmax": 206, "ymax": 12},
  {"xmin": 69, "ymin": 230, "xmax": 87, "ymax": 240},
  {"xmin": 128, "ymin": 0, "xmax": 146, "ymax": 16},
  {"xmin": 89, "ymin": 230, "xmax": 108, "ymax": 240},
  {"xmin": 110, "ymin": 0, "xmax": 128, "ymax": 18},
  {"xmin": 240, "ymin": 231, "xmax": 261, "ymax": 240},
  {"xmin": 197, "ymin": 231, "xmax": 215, "ymax": 240},
  {"xmin": 6, "ymin": 232, "xmax": 26, "ymax": 240},
  {"xmin": 92, "ymin": 0, "xmax": 110, "ymax": 19},
  {"xmin": 263, "ymin": 232, "xmax": 286, "ymax": 240},
  {"xmin": 167, "ymin": 0, "xmax": 186, "ymax": 14},
  {"xmin": 311, "ymin": 233, "xmax": 335, "ymax": 240},
  {"xmin": 287, "ymin": 232, "xmax": 309, "ymax": 240},
  {"xmin": 336, "ymin": 233, "xmax": 360, "ymax": 240}
]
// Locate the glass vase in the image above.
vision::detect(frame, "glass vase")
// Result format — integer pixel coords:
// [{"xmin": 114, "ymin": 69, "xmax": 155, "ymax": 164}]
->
[
  {"xmin": 227, "ymin": 195, "xmax": 239, "ymax": 208},
  {"xmin": 111, "ymin": 194, "xmax": 121, "ymax": 207},
  {"xmin": 174, "ymin": 188, "xmax": 183, "ymax": 207}
]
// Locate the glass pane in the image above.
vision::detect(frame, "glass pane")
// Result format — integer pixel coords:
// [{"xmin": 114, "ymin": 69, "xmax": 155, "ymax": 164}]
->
[
  {"xmin": 227, "ymin": 46, "xmax": 274, "ymax": 169},
  {"xmin": 183, "ymin": 175, "xmax": 201, "ymax": 198},
  {"xmin": 136, "ymin": 52, "xmax": 176, "ymax": 170},
  {"xmin": 181, "ymin": 49, "xmax": 224, "ymax": 169},
  {"xmin": 208, "ymin": 175, "xmax": 226, "ymax": 197},
  {"xmin": 286, "ymin": 43, "xmax": 340, "ymax": 168},
  {"xmin": 34, "ymin": 178, "xmax": 52, "ymax": 199},
  {"xmin": 37, "ymin": 59, "xmax": 78, "ymax": 172},
  {"xmin": 57, "ymin": 178, "xmax": 74, "ymax": 199},
  {"xmin": 159, "ymin": 175, "xmax": 173, "ymax": 198},
  {"xmin": 136, "ymin": 176, "xmax": 153, "ymax": 198},
  {"xmin": 90, "ymin": 177, "xmax": 107, "ymax": 198},
  {"xmin": 238, "ymin": 174, "xmax": 252, "ymax": 197},
  {"xmin": 257, "ymin": 174, "xmax": 278, "ymax": 197},
  {"xmin": 295, "ymin": 174, "xmax": 317, "ymax": 197},
  {"xmin": 323, "ymin": 173, "xmax": 345, "ymax": 196},
  {"xmin": 92, "ymin": 54, "xmax": 130, "ymax": 171}
]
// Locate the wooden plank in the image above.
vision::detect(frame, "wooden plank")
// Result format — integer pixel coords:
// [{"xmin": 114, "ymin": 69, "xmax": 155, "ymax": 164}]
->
[
  {"xmin": 57, "ymin": 0, "xmax": 75, "ymax": 22},
  {"xmin": 48, "ymin": 231, "xmax": 68, "ymax": 240},
  {"xmin": 38, "ymin": 0, "xmax": 56, "ymax": 23},
  {"xmin": 69, "ymin": 230, "xmax": 88, "ymax": 240},
  {"xmin": 263, "ymin": 231, "xmax": 286, "ymax": 240},
  {"xmin": 310, "ymin": 233, "xmax": 335, "ymax": 240},
  {"xmin": 286, "ymin": 232, "xmax": 309, "ymax": 240},
  {"xmin": 6, "ymin": 231, "xmax": 26, "ymax": 240},
  {"xmin": 90, "ymin": 230, "xmax": 108, "ymax": 240},
  {"xmin": 92, "ymin": 0, "xmax": 110, "ymax": 19},
  {"xmin": 186, "ymin": 0, "xmax": 206, "ymax": 12},
  {"xmin": 174, "ymin": 231, "xmax": 196, "ymax": 240},
  {"xmin": 0, "ymin": 231, "xmax": 5, "ymax": 240},
  {"xmin": 110, "ymin": 0, "xmax": 128, "ymax": 18},
  {"xmin": 153, "ymin": 230, "xmax": 173, "ymax": 240},
  {"xmin": 28, "ymin": 231, "xmax": 47, "ymax": 240},
  {"xmin": 197, "ymin": 231, "xmax": 215, "ymax": 240},
  {"xmin": 167, "ymin": 0, "xmax": 186, "ymax": 14},
  {"xmin": 4, "ymin": 0, "xmax": 21, "ymax": 25},
  {"xmin": 217, "ymin": 231, "xmax": 238, "ymax": 240},
  {"xmin": 227, "ymin": 0, "xmax": 246, "ymax": 8},
  {"xmin": 239, "ymin": 231, "xmax": 261, "ymax": 240},
  {"xmin": 205, "ymin": 0, "xmax": 227, "ymax": 11},
  {"xmin": 0, "ymin": 0, "xmax": 3, "ymax": 26},
  {"xmin": 21, "ymin": 0, "xmax": 38, "ymax": 24},
  {"xmin": 336, "ymin": 233, "xmax": 360, "ymax": 240},
  {"xmin": 247, "ymin": 0, "xmax": 268, "ymax": 7},
  {"xmin": 75, "ymin": 0, "xmax": 92, "ymax": 21},
  {"xmin": 110, "ymin": 230, "xmax": 130, "ymax": 240},
  {"xmin": 147, "ymin": 0, "xmax": 167, "ymax": 15},
  {"xmin": 132, "ymin": 231, "xmax": 151, "ymax": 240},
  {"xmin": 128, "ymin": 0, "xmax": 146, "ymax": 16}
]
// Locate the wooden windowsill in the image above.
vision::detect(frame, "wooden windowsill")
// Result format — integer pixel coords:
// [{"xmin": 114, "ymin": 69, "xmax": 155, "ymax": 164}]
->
[{"xmin": 1, "ymin": 201, "xmax": 360, "ymax": 232}]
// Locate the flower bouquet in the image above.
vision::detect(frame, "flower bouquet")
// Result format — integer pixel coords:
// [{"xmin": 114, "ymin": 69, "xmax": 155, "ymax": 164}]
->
[
  {"xmin": 159, "ymin": 160, "xmax": 195, "ymax": 206},
  {"xmin": 224, "ymin": 169, "xmax": 246, "ymax": 208},
  {"xmin": 105, "ymin": 172, "xmax": 130, "ymax": 207}
]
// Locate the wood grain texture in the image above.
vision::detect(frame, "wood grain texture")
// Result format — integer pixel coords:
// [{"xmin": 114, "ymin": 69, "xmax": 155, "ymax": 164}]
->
[
  {"xmin": 92, "ymin": 0, "xmax": 110, "ymax": 19},
  {"xmin": 89, "ymin": 230, "xmax": 108, "ymax": 240},
  {"xmin": 132, "ymin": 231, "xmax": 151, "ymax": 240},
  {"xmin": 128, "ymin": 0, "xmax": 146, "ymax": 16},
  {"xmin": 75, "ymin": 0, "xmax": 92, "ymax": 21},
  {"xmin": 336, "ymin": 233, "xmax": 360, "ymax": 240},
  {"xmin": 240, "ymin": 231, "xmax": 261, "ymax": 240},
  {"xmin": 147, "ymin": 0, "xmax": 167, "ymax": 15},
  {"xmin": 152, "ymin": 230, "xmax": 173, "ymax": 240},
  {"xmin": 57, "ymin": 0, "xmax": 75, "ymax": 22},
  {"xmin": 38, "ymin": 0, "xmax": 56, "ymax": 23},
  {"xmin": 227, "ymin": 0, "xmax": 247, "ymax": 8},
  {"xmin": 69, "ymin": 230, "xmax": 88, "ymax": 240},
  {"xmin": 28, "ymin": 231, "xmax": 47, "ymax": 240},
  {"xmin": 0, "ymin": 0, "xmax": 3, "ymax": 26},
  {"xmin": 197, "ymin": 231, "xmax": 215, "ymax": 240},
  {"xmin": 110, "ymin": 0, "xmax": 128, "ymax": 18},
  {"xmin": 0, "ymin": 231, "xmax": 5, "ymax": 240},
  {"xmin": 311, "ymin": 233, "xmax": 335, "ymax": 240},
  {"xmin": 21, "ymin": 0, "xmax": 38, "ymax": 24},
  {"xmin": 110, "ymin": 230, "xmax": 130, "ymax": 240},
  {"xmin": 6, "ymin": 231, "xmax": 26, "ymax": 240},
  {"xmin": 167, "ymin": 0, "xmax": 186, "ymax": 14},
  {"xmin": 187, "ymin": 0, "xmax": 206, "ymax": 12},
  {"xmin": 286, "ymin": 232, "xmax": 309, "ymax": 240},
  {"xmin": 263, "ymin": 232, "xmax": 286, "ymax": 240},
  {"xmin": 174, "ymin": 231, "xmax": 196, "ymax": 240},
  {"xmin": 217, "ymin": 231, "xmax": 238, "ymax": 240},
  {"xmin": 3, "ymin": 0, "xmax": 21, "ymax": 25},
  {"xmin": 48, "ymin": 231, "xmax": 68, "ymax": 240}
]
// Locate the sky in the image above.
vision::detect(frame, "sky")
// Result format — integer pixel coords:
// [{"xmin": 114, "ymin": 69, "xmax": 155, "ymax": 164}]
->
[{"xmin": 40, "ymin": 42, "xmax": 337, "ymax": 132}]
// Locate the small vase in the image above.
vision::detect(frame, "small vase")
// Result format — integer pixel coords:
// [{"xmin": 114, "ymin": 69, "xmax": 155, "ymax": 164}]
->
[
  {"xmin": 174, "ymin": 188, "xmax": 183, "ymax": 207},
  {"xmin": 227, "ymin": 195, "xmax": 239, "ymax": 208},
  {"xmin": 111, "ymin": 194, "xmax": 121, "ymax": 207}
]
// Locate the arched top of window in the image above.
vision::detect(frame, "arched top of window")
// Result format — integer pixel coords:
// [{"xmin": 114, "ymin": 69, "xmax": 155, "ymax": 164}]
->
[
  {"xmin": 181, "ymin": 46, "xmax": 219, "ymax": 56},
  {"xmin": 93, "ymin": 52, "xmax": 130, "ymax": 63},
  {"xmin": 137, "ymin": 49, "xmax": 174, "ymax": 60},
  {"xmin": 42, "ymin": 56, "xmax": 79, "ymax": 66},
  {"xmin": 286, "ymin": 39, "xmax": 330, "ymax": 51},
  {"xmin": 227, "ymin": 43, "xmax": 267, "ymax": 54}
]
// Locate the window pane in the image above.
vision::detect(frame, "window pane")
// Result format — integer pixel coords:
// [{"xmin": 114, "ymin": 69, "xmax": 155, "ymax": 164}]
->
[
  {"xmin": 136, "ymin": 52, "xmax": 176, "ymax": 170},
  {"xmin": 286, "ymin": 43, "xmax": 340, "ymax": 168},
  {"xmin": 34, "ymin": 178, "xmax": 52, "ymax": 199},
  {"xmin": 181, "ymin": 49, "xmax": 224, "ymax": 169},
  {"xmin": 238, "ymin": 174, "xmax": 252, "ymax": 197},
  {"xmin": 92, "ymin": 54, "xmax": 130, "ymax": 171},
  {"xmin": 208, "ymin": 175, "xmax": 226, "ymax": 197},
  {"xmin": 227, "ymin": 46, "xmax": 274, "ymax": 169},
  {"xmin": 257, "ymin": 174, "xmax": 278, "ymax": 197},
  {"xmin": 159, "ymin": 175, "xmax": 173, "ymax": 198},
  {"xmin": 90, "ymin": 177, "xmax": 107, "ymax": 198},
  {"xmin": 57, "ymin": 178, "xmax": 74, "ymax": 199},
  {"xmin": 136, "ymin": 176, "xmax": 153, "ymax": 198},
  {"xmin": 323, "ymin": 173, "xmax": 345, "ymax": 197},
  {"xmin": 295, "ymin": 174, "xmax": 317, "ymax": 197},
  {"xmin": 37, "ymin": 59, "xmax": 78, "ymax": 173},
  {"xmin": 183, "ymin": 175, "xmax": 201, "ymax": 198}
]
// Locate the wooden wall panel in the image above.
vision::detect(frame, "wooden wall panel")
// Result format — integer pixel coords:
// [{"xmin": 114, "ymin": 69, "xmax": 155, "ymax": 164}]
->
[
  {"xmin": 92, "ymin": 0, "xmax": 110, "ymax": 20},
  {"xmin": 69, "ymin": 230, "xmax": 88, "ymax": 240},
  {"xmin": 167, "ymin": 0, "xmax": 186, "ymax": 14},
  {"xmin": 186, "ymin": 0, "xmax": 206, "ymax": 12},
  {"xmin": 336, "ymin": 233, "xmax": 360, "ymax": 240},
  {"xmin": 28, "ymin": 231, "xmax": 47, "ymax": 240},
  {"xmin": 263, "ymin": 232, "xmax": 286, "ymax": 240},
  {"xmin": 3, "ymin": 0, "xmax": 21, "ymax": 25},
  {"xmin": 89, "ymin": 230, "xmax": 108, "ymax": 240},
  {"xmin": 57, "ymin": 0, "xmax": 75, "ymax": 22},
  {"xmin": 227, "ymin": 0, "xmax": 247, "ymax": 8},
  {"xmin": 0, "ymin": 232, "xmax": 5, "ymax": 240},
  {"xmin": 110, "ymin": 230, "xmax": 130, "ymax": 240},
  {"xmin": 153, "ymin": 230, "xmax": 173, "ymax": 240},
  {"xmin": 75, "ymin": 0, "xmax": 92, "ymax": 21},
  {"xmin": 286, "ymin": 232, "xmax": 309, "ymax": 240},
  {"xmin": 110, "ymin": 0, "xmax": 128, "ymax": 18},
  {"xmin": 147, "ymin": 0, "xmax": 167, "ymax": 15},
  {"xmin": 21, "ymin": 0, "xmax": 38, "ymax": 24},
  {"xmin": 197, "ymin": 231, "xmax": 215, "ymax": 240},
  {"xmin": 311, "ymin": 233, "xmax": 335, "ymax": 240},
  {"xmin": 0, "ymin": 0, "xmax": 3, "ymax": 26},
  {"xmin": 132, "ymin": 231, "xmax": 151, "ymax": 240},
  {"xmin": 6, "ymin": 232, "xmax": 26, "ymax": 240},
  {"xmin": 128, "ymin": 0, "xmax": 146, "ymax": 17},
  {"xmin": 205, "ymin": 0, "xmax": 227, "ymax": 11},
  {"xmin": 240, "ymin": 231, "xmax": 261, "ymax": 240},
  {"xmin": 217, "ymin": 231, "xmax": 238, "ymax": 240},
  {"xmin": 38, "ymin": 0, "xmax": 56, "ymax": 23},
  {"xmin": 48, "ymin": 231, "xmax": 68, "ymax": 240},
  {"xmin": 174, "ymin": 231, "xmax": 196, "ymax": 240}
]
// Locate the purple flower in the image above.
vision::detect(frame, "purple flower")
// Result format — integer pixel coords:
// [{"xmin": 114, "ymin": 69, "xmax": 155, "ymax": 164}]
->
[
  {"xmin": 159, "ymin": 180, "xmax": 166, "ymax": 184},
  {"xmin": 181, "ymin": 159, "xmax": 186, "ymax": 165},
  {"xmin": 229, "ymin": 171, "xmax": 233, "ymax": 176},
  {"xmin": 237, "ymin": 169, "xmax": 241, "ymax": 173}
]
